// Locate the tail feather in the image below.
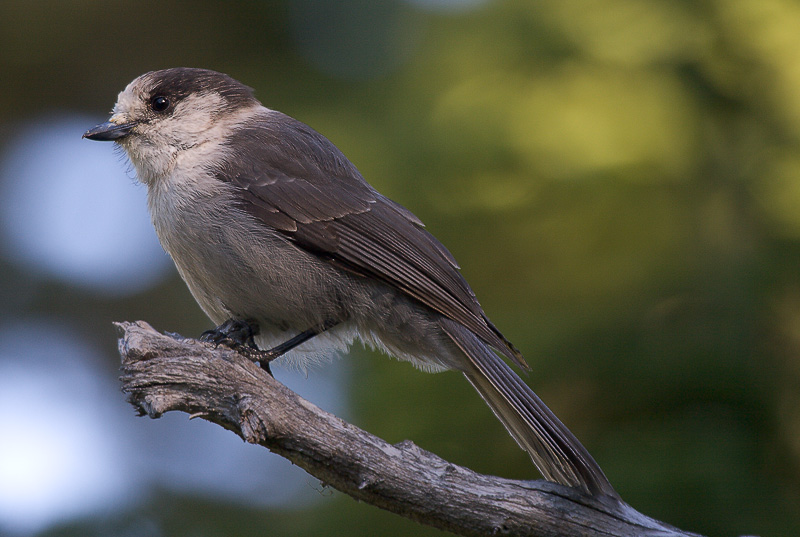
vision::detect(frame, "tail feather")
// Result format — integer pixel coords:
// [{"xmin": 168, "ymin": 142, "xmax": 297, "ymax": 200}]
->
[{"xmin": 440, "ymin": 318, "xmax": 618, "ymax": 498}]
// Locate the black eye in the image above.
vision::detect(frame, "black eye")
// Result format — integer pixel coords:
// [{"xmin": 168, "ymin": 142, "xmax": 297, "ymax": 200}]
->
[{"xmin": 150, "ymin": 95, "xmax": 170, "ymax": 112}]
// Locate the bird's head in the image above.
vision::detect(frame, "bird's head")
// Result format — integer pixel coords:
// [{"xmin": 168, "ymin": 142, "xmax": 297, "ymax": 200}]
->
[{"xmin": 84, "ymin": 68, "xmax": 259, "ymax": 184}]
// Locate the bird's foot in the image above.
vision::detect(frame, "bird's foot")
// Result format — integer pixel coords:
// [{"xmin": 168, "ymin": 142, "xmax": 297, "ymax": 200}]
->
[
  {"xmin": 201, "ymin": 318, "xmax": 259, "ymax": 348},
  {"xmin": 200, "ymin": 319, "xmax": 273, "ymax": 375}
]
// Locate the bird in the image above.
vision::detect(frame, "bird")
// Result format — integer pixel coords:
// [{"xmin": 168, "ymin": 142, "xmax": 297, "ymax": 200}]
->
[{"xmin": 84, "ymin": 67, "xmax": 617, "ymax": 498}]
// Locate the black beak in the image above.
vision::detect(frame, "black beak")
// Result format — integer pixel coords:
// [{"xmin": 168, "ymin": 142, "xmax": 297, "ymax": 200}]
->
[{"xmin": 82, "ymin": 121, "xmax": 136, "ymax": 141}]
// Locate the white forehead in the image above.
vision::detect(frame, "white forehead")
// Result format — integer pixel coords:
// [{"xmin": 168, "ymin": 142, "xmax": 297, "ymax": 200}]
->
[
  {"xmin": 111, "ymin": 74, "xmax": 225, "ymax": 117},
  {"xmin": 111, "ymin": 73, "xmax": 152, "ymax": 114},
  {"xmin": 112, "ymin": 82, "xmax": 140, "ymax": 115}
]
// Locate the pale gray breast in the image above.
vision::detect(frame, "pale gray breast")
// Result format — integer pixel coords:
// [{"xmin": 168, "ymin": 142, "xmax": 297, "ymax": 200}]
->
[{"xmin": 147, "ymin": 166, "xmax": 355, "ymax": 331}]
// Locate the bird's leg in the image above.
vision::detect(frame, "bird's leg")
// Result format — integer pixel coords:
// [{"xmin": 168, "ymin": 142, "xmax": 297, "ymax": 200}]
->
[{"xmin": 200, "ymin": 318, "xmax": 338, "ymax": 374}]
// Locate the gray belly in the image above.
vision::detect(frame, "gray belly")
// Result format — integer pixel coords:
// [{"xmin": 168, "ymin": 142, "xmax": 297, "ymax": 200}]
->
[{"xmin": 150, "ymin": 185, "xmax": 460, "ymax": 371}]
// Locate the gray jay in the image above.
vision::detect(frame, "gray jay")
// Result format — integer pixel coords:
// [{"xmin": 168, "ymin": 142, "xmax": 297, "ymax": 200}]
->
[{"xmin": 84, "ymin": 68, "xmax": 617, "ymax": 498}]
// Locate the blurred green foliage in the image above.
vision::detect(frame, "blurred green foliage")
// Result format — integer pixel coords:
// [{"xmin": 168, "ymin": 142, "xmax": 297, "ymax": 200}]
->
[{"xmin": 3, "ymin": 0, "xmax": 800, "ymax": 535}]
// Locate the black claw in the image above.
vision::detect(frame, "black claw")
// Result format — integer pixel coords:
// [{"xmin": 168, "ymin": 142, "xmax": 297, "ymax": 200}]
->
[
  {"xmin": 199, "ymin": 328, "xmax": 225, "ymax": 345},
  {"xmin": 199, "ymin": 319, "xmax": 275, "ymax": 375},
  {"xmin": 200, "ymin": 319, "xmax": 259, "ymax": 349}
]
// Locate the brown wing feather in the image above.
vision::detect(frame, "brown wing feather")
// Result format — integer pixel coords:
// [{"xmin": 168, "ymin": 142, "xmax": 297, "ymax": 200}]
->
[{"xmin": 214, "ymin": 111, "xmax": 525, "ymax": 367}]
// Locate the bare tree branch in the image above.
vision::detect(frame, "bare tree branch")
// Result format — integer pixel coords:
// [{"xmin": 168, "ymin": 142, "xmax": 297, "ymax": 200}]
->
[{"xmin": 118, "ymin": 320, "xmax": 706, "ymax": 537}]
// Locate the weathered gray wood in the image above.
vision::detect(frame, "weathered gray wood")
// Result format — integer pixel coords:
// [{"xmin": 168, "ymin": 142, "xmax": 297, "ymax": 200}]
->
[{"xmin": 117, "ymin": 320, "xmax": 707, "ymax": 537}]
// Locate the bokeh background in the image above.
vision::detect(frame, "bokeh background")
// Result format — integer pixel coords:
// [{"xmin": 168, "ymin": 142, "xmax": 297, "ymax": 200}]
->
[{"xmin": 1, "ymin": 1, "xmax": 799, "ymax": 535}]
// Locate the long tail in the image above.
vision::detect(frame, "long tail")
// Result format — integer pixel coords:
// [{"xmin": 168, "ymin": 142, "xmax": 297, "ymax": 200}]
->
[{"xmin": 440, "ymin": 318, "xmax": 618, "ymax": 498}]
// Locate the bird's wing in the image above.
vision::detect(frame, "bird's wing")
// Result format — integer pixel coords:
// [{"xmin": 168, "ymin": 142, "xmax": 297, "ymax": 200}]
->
[{"xmin": 213, "ymin": 112, "xmax": 525, "ymax": 368}]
